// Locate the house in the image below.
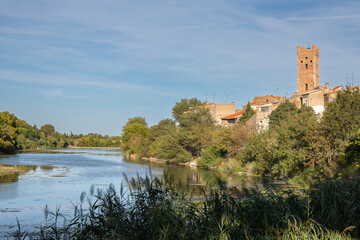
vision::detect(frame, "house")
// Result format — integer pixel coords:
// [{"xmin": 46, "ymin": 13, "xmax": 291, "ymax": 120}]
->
[
  {"xmin": 221, "ymin": 111, "xmax": 244, "ymax": 126},
  {"xmin": 187, "ymin": 103, "xmax": 239, "ymax": 125}
]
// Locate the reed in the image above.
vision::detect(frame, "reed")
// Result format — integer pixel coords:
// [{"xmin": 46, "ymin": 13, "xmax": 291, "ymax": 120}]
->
[{"xmin": 8, "ymin": 172, "xmax": 359, "ymax": 239}]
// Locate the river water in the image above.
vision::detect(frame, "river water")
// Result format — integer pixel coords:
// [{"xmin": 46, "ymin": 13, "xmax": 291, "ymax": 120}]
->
[{"xmin": 0, "ymin": 149, "xmax": 279, "ymax": 237}]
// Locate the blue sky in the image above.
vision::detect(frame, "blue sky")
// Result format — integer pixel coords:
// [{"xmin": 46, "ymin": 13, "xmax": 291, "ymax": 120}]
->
[{"xmin": 1, "ymin": 0, "xmax": 360, "ymax": 135}]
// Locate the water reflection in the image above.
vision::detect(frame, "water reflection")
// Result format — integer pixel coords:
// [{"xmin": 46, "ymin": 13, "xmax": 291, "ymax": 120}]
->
[
  {"xmin": 0, "ymin": 164, "xmax": 37, "ymax": 183},
  {"xmin": 0, "ymin": 149, "xmax": 288, "ymax": 237},
  {"xmin": 123, "ymin": 157, "xmax": 284, "ymax": 195}
]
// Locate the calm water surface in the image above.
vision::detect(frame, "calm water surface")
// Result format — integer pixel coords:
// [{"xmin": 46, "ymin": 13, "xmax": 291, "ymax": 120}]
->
[{"xmin": 0, "ymin": 149, "xmax": 278, "ymax": 237}]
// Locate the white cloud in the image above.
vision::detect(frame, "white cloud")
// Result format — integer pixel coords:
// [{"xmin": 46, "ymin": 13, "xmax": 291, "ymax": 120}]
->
[{"xmin": 0, "ymin": 69, "xmax": 177, "ymax": 97}]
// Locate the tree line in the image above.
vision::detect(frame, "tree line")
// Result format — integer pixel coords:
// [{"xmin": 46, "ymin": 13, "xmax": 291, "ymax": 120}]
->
[
  {"xmin": 121, "ymin": 88, "xmax": 360, "ymax": 185},
  {"xmin": 0, "ymin": 112, "xmax": 121, "ymax": 153}
]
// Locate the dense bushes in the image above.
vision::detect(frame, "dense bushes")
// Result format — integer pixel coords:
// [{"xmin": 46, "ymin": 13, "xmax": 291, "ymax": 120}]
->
[{"xmin": 11, "ymin": 174, "xmax": 360, "ymax": 239}]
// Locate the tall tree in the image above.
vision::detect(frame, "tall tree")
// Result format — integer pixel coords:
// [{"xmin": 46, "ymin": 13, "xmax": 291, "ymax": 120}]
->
[
  {"xmin": 40, "ymin": 124, "xmax": 55, "ymax": 137},
  {"xmin": 172, "ymin": 98, "xmax": 204, "ymax": 123},
  {"xmin": 122, "ymin": 117, "xmax": 149, "ymax": 151}
]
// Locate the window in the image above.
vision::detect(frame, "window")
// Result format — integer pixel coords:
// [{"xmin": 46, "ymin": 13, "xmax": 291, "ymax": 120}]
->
[
  {"xmin": 305, "ymin": 57, "xmax": 308, "ymax": 59},
  {"xmin": 310, "ymin": 60, "xmax": 312, "ymax": 63},
  {"xmin": 305, "ymin": 64, "xmax": 308, "ymax": 69},
  {"xmin": 301, "ymin": 60, "xmax": 303, "ymax": 63},
  {"xmin": 261, "ymin": 106, "xmax": 270, "ymax": 111},
  {"xmin": 305, "ymin": 84, "xmax": 308, "ymax": 90}
]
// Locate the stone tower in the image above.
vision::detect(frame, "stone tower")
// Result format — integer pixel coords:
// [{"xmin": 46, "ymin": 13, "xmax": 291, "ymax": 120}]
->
[{"xmin": 297, "ymin": 45, "xmax": 319, "ymax": 94}]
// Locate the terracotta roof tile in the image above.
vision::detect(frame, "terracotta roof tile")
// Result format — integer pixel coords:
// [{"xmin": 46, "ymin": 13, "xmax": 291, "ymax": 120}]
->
[
  {"xmin": 221, "ymin": 111, "xmax": 244, "ymax": 120},
  {"xmin": 198, "ymin": 103, "xmax": 215, "ymax": 107}
]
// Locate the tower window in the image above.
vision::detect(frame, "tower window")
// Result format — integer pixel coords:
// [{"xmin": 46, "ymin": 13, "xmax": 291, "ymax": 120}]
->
[
  {"xmin": 305, "ymin": 84, "xmax": 308, "ymax": 90},
  {"xmin": 305, "ymin": 57, "xmax": 308, "ymax": 59},
  {"xmin": 310, "ymin": 60, "xmax": 312, "ymax": 62},
  {"xmin": 305, "ymin": 64, "xmax": 308, "ymax": 69},
  {"xmin": 301, "ymin": 61, "xmax": 303, "ymax": 63}
]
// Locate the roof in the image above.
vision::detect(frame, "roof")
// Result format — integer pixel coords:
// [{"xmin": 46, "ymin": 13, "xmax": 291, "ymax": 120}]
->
[
  {"xmin": 249, "ymin": 101, "xmax": 270, "ymax": 106},
  {"xmin": 198, "ymin": 103, "xmax": 215, "ymax": 107},
  {"xmin": 252, "ymin": 95, "xmax": 285, "ymax": 102},
  {"xmin": 221, "ymin": 111, "xmax": 244, "ymax": 120},
  {"xmin": 184, "ymin": 103, "xmax": 215, "ymax": 112}
]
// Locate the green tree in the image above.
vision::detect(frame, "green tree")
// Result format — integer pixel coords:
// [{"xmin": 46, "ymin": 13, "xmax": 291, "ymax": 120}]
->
[
  {"xmin": 197, "ymin": 146, "xmax": 222, "ymax": 168},
  {"xmin": 320, "ymin": 88, "xmax": 360, "ymax": 153},
  {"xmin": 172, "ymin": 98, "xmax": 204, "ymax": 123},
  {"xmin": 0, "ymin": 112, "xmax": 19, "ymax": 153},
  {"xmin": 148, "ymin": 119, "xmax": 176, "ymax": 141},
  {"xmin": 269, "ymin": 101, "xmax": 299, "ymax": 127},
  {"xmin": 122, "ymin": 118, "xmax": 149, "ymax": 151},
  {"xmin": 178, "ymin": 107, "xmax": 215, "ymax": 129},
  {"xmin": 243, "ymin": 102, "xmax": 317, "ymax": 178},
  {"xmin": 178, "ymin": 108, "xmax": 216, "ymax": 156},
  {"xmin": 40, "ymin": 124, "xmax": 55, "ymax": 137},
  {"xmin": 339, "ymin": 131, "xmax": 360, "ymax": 177},
  {"xmin": 238, "ymin": 103, "xmax": 255, "ymax": 124},
  {"xmin": 124, "ymin": 117, "xmax": 148, "ymax": 128},
  {"xmin": 157, "ymin": 130, "xmax": 191, "ymax": 163}
]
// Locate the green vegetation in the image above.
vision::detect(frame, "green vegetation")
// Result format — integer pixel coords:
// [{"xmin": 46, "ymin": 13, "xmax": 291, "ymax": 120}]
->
[
  {"xmin": 10, "ymin": 174, "xmax": 360, "ymax": 239},
  {"xmin": 0, "ymin": 111, "xmax": 120, "ymax": 154},
  {"xmin": 122, "ymin": 88, "xmax": 360, "ymax": 185},
  {"xmin": 0, "ymin": 164, "xmax": 36, "ymax": 183}
]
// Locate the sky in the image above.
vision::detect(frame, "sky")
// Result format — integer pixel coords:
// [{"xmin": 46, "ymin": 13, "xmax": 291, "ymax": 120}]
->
[{"xmin": 1, "ymin": 0, "xmax": 360, "ymax": 136}]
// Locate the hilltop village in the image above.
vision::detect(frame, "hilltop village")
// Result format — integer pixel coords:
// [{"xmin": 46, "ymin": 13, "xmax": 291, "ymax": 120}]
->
[{"xmin": 198, "ymin": 45, "xmax": 347, "ymax": 129}]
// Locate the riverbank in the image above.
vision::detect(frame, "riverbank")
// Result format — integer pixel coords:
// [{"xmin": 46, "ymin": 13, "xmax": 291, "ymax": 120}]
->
[
  {"xmin": 0, "ymin": 164, "xmax": 36, "ymax": 183},
  {"xmin": 16, "ymin": 146, "xmax": 121, "ymax": 153},
  {"xmin": 127, "ymin": 153, "xmax": 253, "ymax": 177},
  {"xmin": 67, "ymin": 146, "xmax": 120, "ymax": 149}
]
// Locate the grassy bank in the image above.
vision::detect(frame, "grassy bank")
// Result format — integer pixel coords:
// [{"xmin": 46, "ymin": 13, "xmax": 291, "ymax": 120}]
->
[
  {"xmin": 0, "ymin": 164, "xmax": 36, "ymax": 183},
  {"xmin": 9, "ymin": 173, "xmax": 360, "ymax": 239}
]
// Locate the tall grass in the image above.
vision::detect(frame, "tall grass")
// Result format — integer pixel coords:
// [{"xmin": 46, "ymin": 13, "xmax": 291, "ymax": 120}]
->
[{"xmin": 8, "ymin": 172, "xmax": 359, "ymax": 239}]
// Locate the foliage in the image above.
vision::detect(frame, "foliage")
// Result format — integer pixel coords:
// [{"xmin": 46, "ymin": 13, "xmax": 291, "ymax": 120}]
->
[
  {"xmin": 0, "ymin": 112, "xmax": 19, "ymax": 153},
  {"xmin": 148, "ymin": 119, "xmax": 176, "ymax": 142},
  {"xmin": 214, "ymin": 124, "xmax": 253, "ymax": 159},
  {"xmin": 243, "ymin": 103, "xmax": 318, "ymax": 178},
  {"xmin": 238, "ymin": 102, "xmax": 255, "ymax": 124},
  {"xmin": 178, "ymin": 107, "xmax": 215, "ymax": 129},
  {"xmin": 197, "ymin": 146, "xmax": 222, "ymax": 168},
  {"xmin": 157, "ymin": 130, "xmax": 192, "ymax": 162},
  {"xmin": 269, "ymin": 100, "xmax": 299, "ymax": 127},
  {"xmin": 178, "ymin": 107, "xmax": 217, "ymax": 157},
  {"xmin": 339, "ymin": 130, "xmax": 360, "ymax": 177},
  {"xmin": 172, "ymin": 98, "xmax": 204, "ymax": 123},
  {"xmin": 123, "ymin": 116, "xmax": 148, "ymax": 128},
  {"xmin": 40, "ymin": 124, "xmax": 55, "ymax": 137},
  {"xmin": 122, "ymin": 90, "xmax": 360, "ymax": 183},
  {"xmin": 320, "ymin": 88, "xmax": 360, "ymax": 154},
  {"xmin": 76, "ymin": 133, "xmax": 121, "ymax": 147},
  {"xmin": 121, "ymin": 117, "xmax": 149, "ymax": 151},
  {"xmin": 13, "ymin": 175, "xmax": 360, "ymax": 239},
  {"xmin": 0, "ymin": 111, "xmax": 121, "ymax": 153}
]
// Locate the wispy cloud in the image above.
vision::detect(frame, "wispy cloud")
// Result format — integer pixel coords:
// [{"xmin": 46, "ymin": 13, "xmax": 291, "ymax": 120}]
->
[
  {"xmin": 43, "ymin": 88, "xmax": 91, "ymax": 99},
  {"xmin": 288, "ymin": 15, "xmax": 360, "ymax": 21},
  {"xmin": 0, "ymin": 69, "xmax": 177, "ymax": 97}
]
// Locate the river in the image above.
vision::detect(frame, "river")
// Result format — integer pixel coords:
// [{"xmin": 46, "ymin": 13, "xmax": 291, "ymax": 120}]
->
[{"xmin": 0, "ymin": 149, "xmax": 280, "ymax": 237}]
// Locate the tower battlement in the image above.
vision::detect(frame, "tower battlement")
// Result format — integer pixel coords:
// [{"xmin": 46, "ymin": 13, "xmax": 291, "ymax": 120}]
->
[{"xmin": 297, "ymin": 45, "xmax": 319, "ymax": 94}]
